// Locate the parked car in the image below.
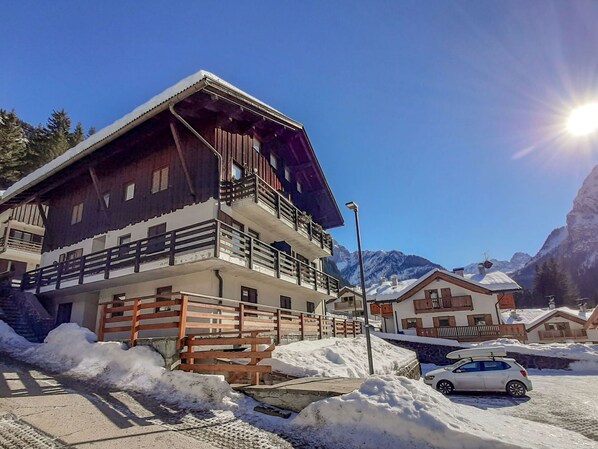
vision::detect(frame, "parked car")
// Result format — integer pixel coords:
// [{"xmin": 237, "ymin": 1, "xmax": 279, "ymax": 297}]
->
[{"xmin": 423, "ymin": 347, "xmax": 532, "ymax": 397}]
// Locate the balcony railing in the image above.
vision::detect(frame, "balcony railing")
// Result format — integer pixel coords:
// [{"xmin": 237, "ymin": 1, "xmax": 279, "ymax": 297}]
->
[
  {"xmin": 334, "ymin": 300, "xmax": 363, "ymax": 311},
  {"xmin": 413, "ymin": 295, "xmax": 473, "ymax": 313},
  {"xmin": 21, "ymin": 219, "xmax": 339, "ymax": 296},
  {"xmin": 417, "ymin": 323, "xmax": 527, "ymax": 341},
  {"xmin": 538, "ymin": 328, "xmax": 587, "ymax": 341},
  {"xmin": 221, "ymin": 174, "xmax": 333, "ymax": 254},
  {"xmin": 0, "ymin": 236, "xmax": 43, "ymax": 254}
]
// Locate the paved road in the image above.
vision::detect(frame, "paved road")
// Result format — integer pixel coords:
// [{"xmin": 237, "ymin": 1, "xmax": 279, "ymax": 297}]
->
[{"xmin": 0, "ymin": 354, "xmax": 310, "ymax": 449}]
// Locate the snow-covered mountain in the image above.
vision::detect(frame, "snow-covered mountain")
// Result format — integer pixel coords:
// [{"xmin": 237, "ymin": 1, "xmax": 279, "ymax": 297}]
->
[
  {"xmin": 463, "ymin": 252, "xmax": 532, "ymax": 275},
  {"xmin": 327, "ymin": 241, "xmax": 443, "ymax": 286},
  {"xmin": 513, "ymin": 165, "xmax": 598, "ymax": 297}
]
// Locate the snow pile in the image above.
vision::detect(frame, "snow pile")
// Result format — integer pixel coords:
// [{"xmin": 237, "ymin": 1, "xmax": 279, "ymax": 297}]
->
[
  {"xmin": 0, "ymin": 322, "xmax": 241, "ymax": 410},
  {"xmin": 294, "ymin": 375, "xmax": 596, "ymax": 449},
  {"xmin": 262, "ymin": 334, "xmax": 417, "ymax": 378}
]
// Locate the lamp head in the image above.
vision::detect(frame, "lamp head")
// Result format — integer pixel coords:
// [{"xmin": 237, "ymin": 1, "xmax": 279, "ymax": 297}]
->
[{"xmin": 345, "ymin": 201, "xmax": 358, "ymax": 212}]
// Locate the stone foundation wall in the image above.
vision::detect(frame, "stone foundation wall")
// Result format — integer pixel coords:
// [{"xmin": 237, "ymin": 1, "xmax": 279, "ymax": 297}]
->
[{"xmin": 385, "ymin": 339, "xmax": 575, "ymax": 370}]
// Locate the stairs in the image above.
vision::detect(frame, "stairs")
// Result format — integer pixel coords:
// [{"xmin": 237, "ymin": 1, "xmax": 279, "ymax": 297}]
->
[{"xmin": 0, "ymin": 285, "xmax": 52, "ymax": 343}]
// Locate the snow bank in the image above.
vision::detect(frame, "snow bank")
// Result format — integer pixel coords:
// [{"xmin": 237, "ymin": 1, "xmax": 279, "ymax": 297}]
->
[
  {"xmin": 294, "ymin": 375, "xmax": 596, "ymax": 449},
  {"xmin": 377, "ymin": 332, "xmax": 598, "ymax": 364},
  {"xmin": 0, "ymin": 322, "xmax": 242, "ymax": 410},
  {"xmin": 262, "ymin": 334, "xmax": 417, "ymax": 378}
]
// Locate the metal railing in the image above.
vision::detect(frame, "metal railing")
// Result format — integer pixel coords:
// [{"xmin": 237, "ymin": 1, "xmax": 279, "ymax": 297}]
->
[
  {"xmin": 221, "ymin": 174, "xmax": 333, "ymax": 254},
  {"xmin": 21, "ymin": 219, "xmax": 339, "ymax": 295},
  {"xmin": 0, "ymin": 236, "xmax": 43, "ymax": 254}
]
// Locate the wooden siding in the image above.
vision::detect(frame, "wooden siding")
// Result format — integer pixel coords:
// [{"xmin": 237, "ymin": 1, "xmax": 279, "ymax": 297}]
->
[{"xmin": 44, "ymin": 122, "xmax": 218, "ymax": 251}]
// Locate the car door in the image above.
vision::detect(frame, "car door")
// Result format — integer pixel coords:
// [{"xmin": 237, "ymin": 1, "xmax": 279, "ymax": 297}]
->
[
  {"xmin": 481, "ymin": 360, "xmax": 511, "ymax": 391},
  {"xmin": 451, "ymin": 361, "xmax": 485, "ymax": 391}
]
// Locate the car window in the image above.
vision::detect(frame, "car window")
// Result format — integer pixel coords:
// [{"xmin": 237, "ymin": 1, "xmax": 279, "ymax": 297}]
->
[
  {"xmin": 455, "ymin": 361, "xmax": 481, "ymax": 372},
  {"xmin": 483, "ymin": 361, "xmax": 510, "ymax": 371}
]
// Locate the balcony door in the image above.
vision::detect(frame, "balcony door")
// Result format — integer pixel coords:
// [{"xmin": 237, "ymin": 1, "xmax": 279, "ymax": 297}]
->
[
  {"xmin": 241, "ymin": 286, "xmax": 258, "ymax": 304},
  {"xmin": 147, "ymin": 223, "xmax": 167, "ymax": 254}
]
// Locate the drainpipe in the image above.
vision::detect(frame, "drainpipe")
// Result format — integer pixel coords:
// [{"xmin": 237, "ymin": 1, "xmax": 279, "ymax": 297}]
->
[
  {"xmin": 169, "ymin": 103, "xmax": 223, "ymax": 211},
  {"xmin": 495, "ymin": 293, "xmax": 505, "ymax": 326},
  {"xmin": 214, "ymin": 269, "xmax": 223, "ymax": 298}
]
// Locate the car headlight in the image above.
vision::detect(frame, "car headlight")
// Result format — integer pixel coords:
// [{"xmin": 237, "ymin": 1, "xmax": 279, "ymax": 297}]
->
[{"xmin": 424, "ymin": 375, "xmax": 435, "ymax": 381}]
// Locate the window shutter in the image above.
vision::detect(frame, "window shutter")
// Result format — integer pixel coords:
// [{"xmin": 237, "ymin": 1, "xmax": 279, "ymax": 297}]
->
[
  {"xmin": 441, "ymin": 288, "xmax": 451, "ymax": 298},
  {"xmin": 401, "ymin": 319, "xmax": 408, "ymax": 329},
  {"xmin": 467, "ymin": 315, "xmax": 475, "ymax": 326},
  {"xmin": 448, "ymin": 316, "xmax": 457, "ymax": 327},
  {"xmin": 416, "ymin": 318, "xmax": 423, "ymax": 329},
  {"xmin": 484, "ymin": 314, "xmax": 493, "ymax": 325},
  {"xmin": 433, "ymin": 316, "xmax": 439, "ymax": 327}
]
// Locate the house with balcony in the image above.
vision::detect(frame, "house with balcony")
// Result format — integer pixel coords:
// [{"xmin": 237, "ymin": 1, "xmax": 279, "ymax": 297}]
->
[
  {"xmin": 0, "ymin": 71, "xmax": 344, "ymax": 336},
  {"xmin": 502, "ymin": 304, "xmax": 596, "ymax": 343},
  {"xmin": 326, "ymin": 286, "xmax": 365, "ymax": 319},
  {"xmin": 0, "ymin": 201, "xmax": 46, "ymax": 283},
  {"xmin": 367, "ymin": 266, "xmax": 526, "ymax": 342}
]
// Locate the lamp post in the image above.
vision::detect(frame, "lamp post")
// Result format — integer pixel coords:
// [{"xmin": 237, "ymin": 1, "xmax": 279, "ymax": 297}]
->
[{"xmin": 345, "ymin": 201, "xmax": 374, "ymax": 375}]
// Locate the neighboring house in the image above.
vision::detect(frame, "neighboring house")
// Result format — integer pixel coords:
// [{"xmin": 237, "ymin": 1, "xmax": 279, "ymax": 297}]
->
[
  {"xmin": 368, "ymin": 266, "xmax": 525, "ymax": 341},
  {"xmin": 0, "ymin": 199, "xmax": 46, "ymax": 282},
  {"xmin": 502, "ymin": 305, "xmax": 597, "ymax": 343},
  {"xmin": 0, "ymin": 71, "xmax": 343, "ymax": 332},
  {"xmin": 586, "ymin": 307, "xmax": 598, "ymax": 342},
  {"xmin": 326, "ymin": 286, "xmax": 365, "ymax": 319}
]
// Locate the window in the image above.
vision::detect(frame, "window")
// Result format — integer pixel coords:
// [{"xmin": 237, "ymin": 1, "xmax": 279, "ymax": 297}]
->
[
  {"xmin": 151, "ymin": 166, "xmax": 169, "ymax": 193},
  {"xmin": 71, "ymin": 202, "xmax": 84, "ymax": 224},
  {"xmin": 473, "ymin": 315, "xmax": 487, "ymax": 326},
  {"xmin": 405, "ymin": 318, "xmax": 419, "ymax": 329},
  {"xmin": 280, "ymin": 296, "xmax": 292, "ymax": 310},
  {"xmin": 546, "ymin": 322, "xmax": 570, "ymax": 331},
  {"xmin": 155, "ymin": 286, "xmax": 173, "ymax": 313},
  {"xmin": 426, "ymin": 289, "xmax": 440, "ymax": 308},
  {"xmin": 252, "ymin": 137, "xmax": 261, "ymax": 153},
  {"xmin": 284, "ymin": 166, "xmax": 291, "ymax": 182},
  {"xmin": 231, "ymin": 161, "xmax": 243, "ymax": 181},
  {"xmin": 103, "ymin": 192, "xmax": 110, "ymax": 208},
  {"xmin": 118, "ymin": 234, "xmax": 132, "ymax": 258},
  {"xmin": 269, "ymin": 154, "xmax": 278, "ymax": 169},
  {"xmin": 455, "ymin": 361, "xmax": 481, "ymax": 373},
  {"xmin": 59, "ymin": 248, "xmax": 83, "ymax": 273},
  {"xmin": 482, "ymin": 361, "xmax": 510, "ymax": 371},
  {"xmin": 296, "ymin": 181, "xmax": 302, "ymax": 193},
  {"xmin": 306, "ymin": 301, "xmax": 315, "ymax": 314},
  {"xmin": 111, "ymin": 293, "xmax": 125, "ymax": 318},
  {"xmin": 147, "ymin": 223, "xmax": 167, "ymax": 253},
  {"xmin": 124, "ymin": 182, "xmax": 135, "ymax": 201},
  {"xmin": 437, "ymin": 316, "xmax": 451, "ymax": 327}
]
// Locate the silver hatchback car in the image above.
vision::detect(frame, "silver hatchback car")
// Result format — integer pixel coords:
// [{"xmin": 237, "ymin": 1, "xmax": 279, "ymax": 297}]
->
[{"xmin": 424, "ymin": 357, "xmax": 533, "ymax": 397}]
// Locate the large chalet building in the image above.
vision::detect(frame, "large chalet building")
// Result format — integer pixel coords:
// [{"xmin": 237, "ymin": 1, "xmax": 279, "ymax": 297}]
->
[{"xmin": 0, "ymin": 71, "xmax": 343, "ymax": 332}]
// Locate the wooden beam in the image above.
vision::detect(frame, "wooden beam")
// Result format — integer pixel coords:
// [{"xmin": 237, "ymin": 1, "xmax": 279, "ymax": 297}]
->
[
  {"xmin": 170, "ymin": 122, "xmax": 196, "ymax": 198},
  {"xmin": 35, "ymin": 198, "xmax": 49, "ymax": 230},
  {"xmin": 88, "ymin": 167, "xmax": 109, "ymax": 219}
]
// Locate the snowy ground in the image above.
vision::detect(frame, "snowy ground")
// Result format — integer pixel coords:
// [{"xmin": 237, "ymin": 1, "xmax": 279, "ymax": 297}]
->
[
  {"xmin": 261, "ymin": 334, "xmax": 417, "ymax": 378},
  {"xmin": 1, "ymin": 321, "xmax": 596, "ymax": 449},
  {"xmin": 421, "ymin": 364, "xmax": 598, "ymax": 443}
]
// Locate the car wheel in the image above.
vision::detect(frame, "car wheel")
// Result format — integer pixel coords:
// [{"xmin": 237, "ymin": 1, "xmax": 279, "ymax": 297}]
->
[
  {"xmin": 506, "ymin": 380, "xmax": 526, "ymax": 397},
  {"xmin": 436, "ymin": 380, "xmax": 454, "ymax": 395}
]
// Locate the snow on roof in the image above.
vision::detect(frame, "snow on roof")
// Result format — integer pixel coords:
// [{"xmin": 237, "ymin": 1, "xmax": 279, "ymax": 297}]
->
[
  {"xmin": 0, "ymin": 70, "xmax": 301, "ymax": 205},
  {"xmin": 464, "ymin": 270, "xmax": 521, "ymax": 291},
  {"xmin": 501, "ymin": 306, "xmax": 595, "ymax": 329},
  {"xmin": 366, "ymin": 278, "xmax": 418, "ymax": 301}
]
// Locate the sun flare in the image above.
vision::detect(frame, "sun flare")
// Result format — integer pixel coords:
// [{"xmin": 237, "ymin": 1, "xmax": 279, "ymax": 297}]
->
[{"xmin": 567, "ymin": 102, "xmax": 598, "ymax": 136}]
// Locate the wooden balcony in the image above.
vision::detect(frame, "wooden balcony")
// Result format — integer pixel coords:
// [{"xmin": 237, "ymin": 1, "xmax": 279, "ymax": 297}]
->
[
  {"xmin": 538, "ymin": 328, "xmax": 587, "ymax": 341},
  {"xmin": 334, "ymin": 300, "xmax": 363, "ymax": 311},
  {"xmin": 417, "ymin": 323, "xmax": 527, "ymax": 342},
  {"xmin": 413, "ymin": 295, "xmax": 473, "ymax": 314},
  {"xmin": 221, "ymin": 174, "xmax": 333, "ymax": 256},
  {"xmin": 21, "ymin": 219, "xmax": 339, "ymax": 296},
  {"xmin": 0, "ymin": 236, "xmax": 43, "ymax": 255}
]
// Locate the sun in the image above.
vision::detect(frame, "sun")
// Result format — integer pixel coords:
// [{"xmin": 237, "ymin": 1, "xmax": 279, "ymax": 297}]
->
[{"xmin": 567, "ymin": 102, "xmax": 598, "ymax": 136}]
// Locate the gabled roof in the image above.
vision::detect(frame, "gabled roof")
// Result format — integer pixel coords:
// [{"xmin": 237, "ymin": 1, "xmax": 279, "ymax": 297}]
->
[
  {"xmin": 0, "ymin": 70, "xmax": 343, "ymax": 228},
  {"xmin": 367, "ymin": 268, "xmax": 521, "ymax": 303},
  {"xmin": 502, "ymin": 306, "xmax": 594, "ymax": 330}
]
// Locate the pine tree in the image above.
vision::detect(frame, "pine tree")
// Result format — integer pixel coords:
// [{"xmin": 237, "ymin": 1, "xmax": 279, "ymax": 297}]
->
[
  {"xmin": 0, "ymin": 109, "xmax": 28, "ymax": 188},
  {"xmin": 69, "ymin": 122, "xmax": 85, "ymax": 147},
  {"xmin": 532, "ymin": 258, "xmax": 577, "ymax": 307},
  {"xmin": 46, "ymin": 109, "xmax": 72, "ymax": 159},
  {"xmin": 87, "ymin": 126, "xmax": 96, "ymax": 136}
]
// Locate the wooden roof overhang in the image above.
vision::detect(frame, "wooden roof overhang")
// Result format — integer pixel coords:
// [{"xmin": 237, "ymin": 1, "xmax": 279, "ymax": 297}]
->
[
  {"xmin": 0, "ymin": 74, "xmax": 343, "ymax": 229},
  {"xmin": 527, "ymin": 310, "xmax": 588, "ymax": 332}
]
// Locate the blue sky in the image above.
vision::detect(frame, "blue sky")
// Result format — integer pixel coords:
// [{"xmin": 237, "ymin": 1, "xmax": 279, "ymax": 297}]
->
[{"xmin": 1, "ymin": 1, "xmax": 597, "ymax": 268}]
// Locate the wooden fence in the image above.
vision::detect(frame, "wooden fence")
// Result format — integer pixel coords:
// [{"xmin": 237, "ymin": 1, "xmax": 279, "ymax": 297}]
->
[{"xmin": 417, "ymin": 323, "xmax": 527, "ymax": 342}]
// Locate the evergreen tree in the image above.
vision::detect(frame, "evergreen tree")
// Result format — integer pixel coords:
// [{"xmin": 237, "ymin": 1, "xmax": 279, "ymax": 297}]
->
[
  {"xmin": 87, "ymin": 126, "xmax": 96, "ymax": 136},
  {"xmin": 69, "ymin": 122, "xmax": 85, "ymax": 147},
  {"xmin": 0, "ymin": 109, "xmax": 27, "ymax": 188},
  {"xmin": 46, "ymin": 109, "xmax": 72, "ymax": 159},
  {"xmin": 532, "ymin": 258, "xmax": 577, "ymax": 307}
]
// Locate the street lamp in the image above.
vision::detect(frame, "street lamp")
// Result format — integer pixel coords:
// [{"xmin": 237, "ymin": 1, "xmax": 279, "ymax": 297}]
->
[{"xmin": 345, "ymin": 201, "xmax": 375, "ymax": 375}]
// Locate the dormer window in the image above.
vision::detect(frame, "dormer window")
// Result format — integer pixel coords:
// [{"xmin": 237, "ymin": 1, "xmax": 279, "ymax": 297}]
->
[
  {"xmin": 269, "ymin": 154, "xmax": 278, "ymax": 169},
  {"xmin": 252, "ymin": 137, "xmax": 261, "ymax": 153},
  {"xmin": 284, "ymin": 166, "xmax": 291, "ymax": 182}
]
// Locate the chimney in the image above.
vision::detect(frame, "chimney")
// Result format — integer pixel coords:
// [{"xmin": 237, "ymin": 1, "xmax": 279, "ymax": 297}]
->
[
  {"xmin": 578, "ymin": 299, "xmax": 588, "ymax": 313},
  {"xmin": 477, "ymin": 263, "xmax": 486, "ymax": 275},
  {"xmin": 390, "ymin": 274, "xmax": 399, "ymax": 286},
  {"xmin": 548, "ymin": 296, "xmax": 556, "ymax": 310},
  {"xmin": 380, "ymin": 276, "xmax": 387, "ymax": 284},
  {"xmin": 452, "ymin": 267, "xmax": 465, "ymax": 277}
]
